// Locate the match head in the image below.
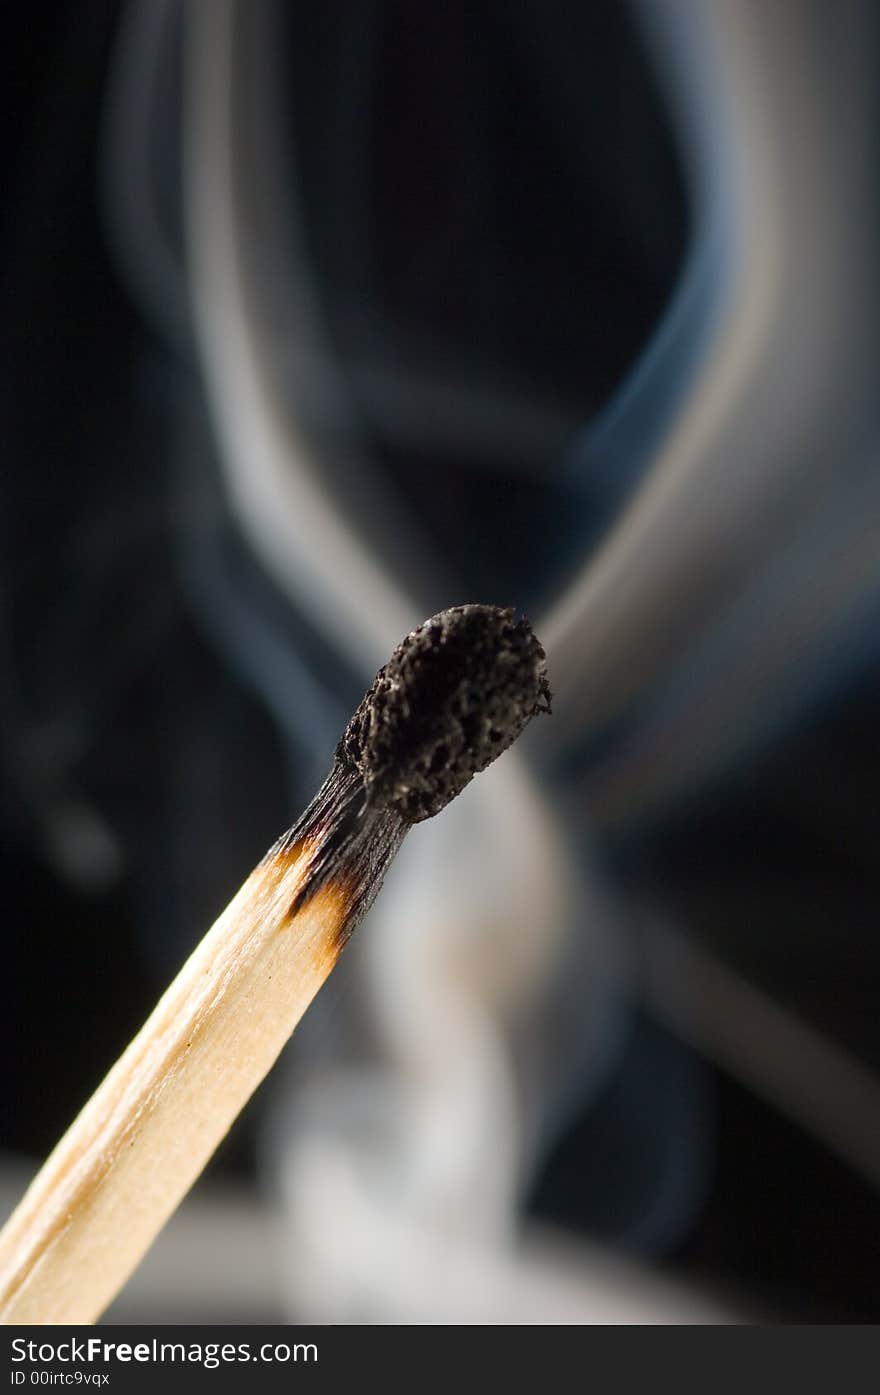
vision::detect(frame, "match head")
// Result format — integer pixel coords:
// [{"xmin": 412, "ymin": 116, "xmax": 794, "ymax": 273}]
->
[{"xmin": 340, "ymin": 605, "xmax": 551, "ymax": 824}]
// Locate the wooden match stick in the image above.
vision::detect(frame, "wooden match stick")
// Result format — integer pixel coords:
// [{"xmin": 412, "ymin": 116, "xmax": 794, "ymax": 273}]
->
[{"xmin": 0, "ymin": 605, "xmax": 550, "ymax": 1325}]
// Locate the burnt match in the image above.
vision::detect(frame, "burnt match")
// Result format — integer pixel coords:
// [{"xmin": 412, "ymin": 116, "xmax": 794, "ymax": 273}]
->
[{"xmin": 0, "ymin": 605, "xmax": 550, "ymax": 1325}]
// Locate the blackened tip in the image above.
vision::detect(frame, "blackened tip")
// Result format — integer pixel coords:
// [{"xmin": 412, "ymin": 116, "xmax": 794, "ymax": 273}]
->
[{"xmin": 339, "ymin": 604, "xmax": 552, "ymax": 824}]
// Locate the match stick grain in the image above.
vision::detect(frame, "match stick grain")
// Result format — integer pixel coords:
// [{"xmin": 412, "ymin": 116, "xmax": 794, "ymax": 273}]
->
[{"xmin": 0, "ymin": 839, "xmax": 345, "ymax": 1325}]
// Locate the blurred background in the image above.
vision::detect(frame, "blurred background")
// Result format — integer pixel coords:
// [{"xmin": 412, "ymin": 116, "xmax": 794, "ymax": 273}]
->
[{"xmin": 1, "ymin": 0, "xmax": 879, "ymax": 1323}]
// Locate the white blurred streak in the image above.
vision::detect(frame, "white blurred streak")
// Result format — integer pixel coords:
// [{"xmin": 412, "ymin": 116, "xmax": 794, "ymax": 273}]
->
[
  {"xmin": 360, "ymin": 760, "xmax": 630, "ymax": 1182},
  {"xmin": 542, "ymin": 0, "xmax": 879, "ymax": 766},
  {"xmin": 585, "ymin": 454, "xmax": 880, "ymax": 823},
  {"xmin": 184, "ymin": 0, "xmax": 417, "ymax": 674},
  {"xmin": 277, "ymin": 1134, "xmax": 735, "ymax": 1323},
  {"xmin": 100, "ymin": 0, "xmax": 190, "ymax": 347}
]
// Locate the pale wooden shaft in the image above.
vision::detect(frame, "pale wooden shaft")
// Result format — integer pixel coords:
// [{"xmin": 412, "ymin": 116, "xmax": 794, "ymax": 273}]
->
[{"xmin": 0, "ymin": 842, "xmax": 343, "ymax": 1325}]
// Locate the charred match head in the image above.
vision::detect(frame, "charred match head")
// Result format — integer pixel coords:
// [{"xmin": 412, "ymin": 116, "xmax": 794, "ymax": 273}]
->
[
  {"xmin": 282, "ymin": 605, "xmax": 551, "ymax": 934},
  {"xmin": 340, "ymin": 604, "xmax": 551, "ymax": 823}
]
